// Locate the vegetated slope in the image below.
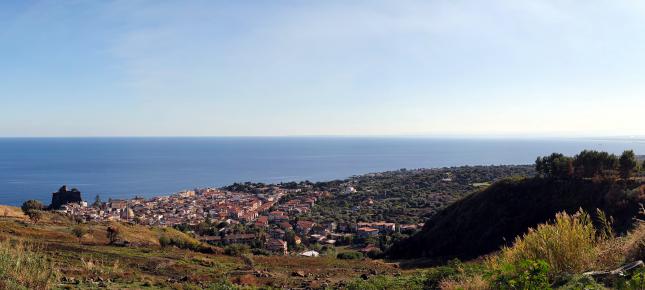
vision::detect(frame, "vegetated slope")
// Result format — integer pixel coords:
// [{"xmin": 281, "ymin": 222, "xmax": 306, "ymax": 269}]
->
[
  {"xmin": 0, "ymin": 205, "xmax": 26, "ymax": 219},
  {"xmin": 387, "ymin": 177, "xmax": 645, "ymax": 261},
  {"xmin": 304, "ymin": 165, "xmax": 535, "ymax": 225},
  {"xmin": 0, "ymin": 210, "xmax": 403, "ymax": 289}
]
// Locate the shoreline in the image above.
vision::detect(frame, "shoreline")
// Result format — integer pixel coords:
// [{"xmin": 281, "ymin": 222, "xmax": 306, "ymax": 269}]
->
[{"xmin": 1, "ymin": 164, "xmax": 534, "ymax": 207}]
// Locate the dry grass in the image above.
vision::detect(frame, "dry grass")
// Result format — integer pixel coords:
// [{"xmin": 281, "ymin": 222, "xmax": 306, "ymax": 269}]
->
[
  {"xmin": 440, "ymin": 274, "xmax": 490, "ymax": 290},
  {"xmin": 0, "ymin": 205, "xmax": 26, "ymax": 219},
  {"xmin": 590, "ymin": 206, "xmax": 645, "ymax": 268},
  {"xmin": 623, "ymin": 221, "xmax": 645, "ymax": 262},
  {"xmin": 491, "ymin": 210, "xmax": 604, "ymax": 276},
  {"xmin": 0, "ymin": 238, "xmax": 58, "ymax": 290},
  {"xmin": 0, "ymin": 211, "xmax": 401, "ymax": 288},
  {"xmin": 442, "ymin": 209, "xmax": 645, "ymax": 288},
  {"xmin": 79, "ymin": 256, "xmax": 124, "ymax": 277}
]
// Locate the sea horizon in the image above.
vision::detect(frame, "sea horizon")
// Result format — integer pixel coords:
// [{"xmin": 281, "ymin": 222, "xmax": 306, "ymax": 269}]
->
[{"xmin": 2, "ymin": 136, "xmax": 645, "ymax": 206}]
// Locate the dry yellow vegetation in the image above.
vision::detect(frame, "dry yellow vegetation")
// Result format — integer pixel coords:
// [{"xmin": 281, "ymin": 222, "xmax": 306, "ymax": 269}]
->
[
  {"xmin": 492, "ymin": 210, "xmax": 601, "ymax": 276},
  {"xmin": 0, "ymin": 209, "xmax": 403, "ymax": 289},
  {"xmin": 0, "ymin": 205, "xmax": 26, "ymax": 219}
]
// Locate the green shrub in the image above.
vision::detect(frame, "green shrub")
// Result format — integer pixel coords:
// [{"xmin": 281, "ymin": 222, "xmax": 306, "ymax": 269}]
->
[
  {"xmin": 224, "ymin": 244, "xmax": 250, "ymax": 256},
  {"xmin": 347, "ymin": 274, "xmax": 427, "ymax": 290},
  {"xmin": 241, "ymin": 254, "xmax": 254, "ymax": 270},
  {"xmin": 556, "ymin": 275, "xmax": 606, "ymax": 290},
  {"xmin": 71, "ymin": 225, "xmax": 88, "ymax": 243},
  {"xmin": 203, "ymin": 279, "xmax": 240, "ymax": 290},
  {"xmin": 251, "ymin": 248, "xmax": 271, "ymax": 256},
  {"xmin": 158, "ymin": 234, "xmax": 213, "ymax": 253},
  {"xmin": 614, "ymin": 268, "xmax": 645, "ymax": 290},
  {"xmin": 431, "ymin": 260, "xmax": 489, "ymax": 289},
  {"xmin": 159, "ymin": 235, "xmax": 171, "ymax": 248},
  {"xmin": 21, "ymin": 200, "xmax": 44, "ymax": 223},
  {"xmin": 366, "ymin": 248, "xmax": 383, "ymax": 259},
  {"xmin": 337, "ymin": 251, "xmax": 363, "ymax": 260},
  {"xmin": 489, "ymin": 259, "xmax": 551, "ymax": 290},
  {"xmin": 424, "ymin": 264, "xmax": 460, "ymax": 289}
]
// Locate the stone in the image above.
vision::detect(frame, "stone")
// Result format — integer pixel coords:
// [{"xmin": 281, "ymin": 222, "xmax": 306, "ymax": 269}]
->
[
  {"xmin": 292, "ymin": 270, "xmax": 306, "ymax": 277},
  {"xmin": 583, "ymin": 260, "xmax": 644, "ymax": 284}
]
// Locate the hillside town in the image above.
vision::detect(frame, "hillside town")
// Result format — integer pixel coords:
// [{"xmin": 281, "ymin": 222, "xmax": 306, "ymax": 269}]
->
[
  {"xmin": 60, "ymin": 185, "xmax": 304, "ymax": 226},
  {"xmin": 57, "ymin": 183, "xmax": 417, "ymax": 256}
]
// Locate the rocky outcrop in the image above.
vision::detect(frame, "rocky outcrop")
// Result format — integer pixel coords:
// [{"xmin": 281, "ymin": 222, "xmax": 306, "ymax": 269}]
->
[{"xmin": 51, "ymin": 185, "xmax": 82, "ymax": 209}]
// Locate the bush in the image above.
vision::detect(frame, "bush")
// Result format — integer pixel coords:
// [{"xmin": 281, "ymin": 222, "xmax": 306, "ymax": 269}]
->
[
  {"xmin": 203, "ymin": 280, "xmax": 240, "ymax": 290},
  {"xmin": 424, "ymin": 264, "xmax": 461, "ymax": 289},
  {"xmin": 440, "ymin": 275, "xmax": 489, "ymax": 290},
  {"xmin": 21, "ymin": 200, "xmax": 44, "ymax": 223},
  {"xmin": 241, "ymin": 254, "xmax": 254, "ymax": 270},
  {"xmin": 495, "ymin": 210, "xmax": 601, "ymax": 276},
  {"xmin": 557, "ymin": 275, "xmax": 606, "ymax": 290},
  {"xmin": 158, "ymin": 232, "xmax": 213, "ymax": 252},
  {"xmin": 429, "ymin": 260, "xmax": 489, "ymax": 289},
  {"xmin": 489, "ymin": 259, "xmax": 551, "ymax": 290},
  {"xmin": 615, "ymin": 268, "xmax": 645, "ymax": 290},
  {"xmin": 347, "ymin": 274, "xmax": 427, "ymax": 290},
  {"xmin": 251, "ymin": 248, "xmax": 271, "ymax": 256},
  {"xmin": 224, "ymin": 244, "xmax": 250, "ymax": 256},
  {"xmin": 366, "ymin": 248, "xmax": 383, "ymax": 259},
  {"xmin": 159, "ymin": 235, "xmax": 171, "ymax": 248},
  {"xmin": 106, "ymin": 226, "xmax": 121, "ymax": 244},
  {"xmin": 337, "ymin": 251, "xmax": 363, "ymax": 260},
  {"xmin": 71, "ymin": 225, "xmax": 89, "ymax": 243}
]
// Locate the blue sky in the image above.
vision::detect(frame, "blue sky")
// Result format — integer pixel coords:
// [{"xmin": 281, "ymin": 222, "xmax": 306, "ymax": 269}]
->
[{"xmin": 1, "ymin": 1, "xmax": 645, "ymax": 137}]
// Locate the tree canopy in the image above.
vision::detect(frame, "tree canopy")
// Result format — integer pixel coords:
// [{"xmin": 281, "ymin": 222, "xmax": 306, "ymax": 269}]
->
[
  {"xmin": 536, "ymin": 149, "xmax": 639, "ymax": 180},
  {"xmin": 619, "ymin": 150, "xmax": 638, "ymax": 179},
  {"xmin": 21, "ymin": 200, "xmax": 44, "ymax": 223}
]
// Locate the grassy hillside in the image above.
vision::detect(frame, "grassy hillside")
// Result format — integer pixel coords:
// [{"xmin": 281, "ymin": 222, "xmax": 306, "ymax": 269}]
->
[
  {"xmin": 0, "ymin": 205, "xmax": 26, "ymax": 219},
  {"xmin": 387, "ymin": 177, "xmax": 645, "ymax": 261},
  {"xmin": 0, "ymin": 210, "xmax": 405, "ymax": 289}
]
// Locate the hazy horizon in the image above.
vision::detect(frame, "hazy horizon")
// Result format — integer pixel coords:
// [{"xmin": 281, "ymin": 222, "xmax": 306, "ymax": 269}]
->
[
  {"xmin": 2, "ymin": 134, "xmax": 645, "ymax": 140},
  {"xmin": 2, "ymin": 137, "xmax": 644, "ymax": 206}
]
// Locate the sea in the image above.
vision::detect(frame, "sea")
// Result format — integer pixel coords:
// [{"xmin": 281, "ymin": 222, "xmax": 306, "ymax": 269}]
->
[{"xmin": 1, "ymin": 137, "xmax": 644, "ymax": 206}]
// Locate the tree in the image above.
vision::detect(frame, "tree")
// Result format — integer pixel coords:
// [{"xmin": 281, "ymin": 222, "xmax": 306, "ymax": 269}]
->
[
  {"xmin": 21, "ymin": 200, "xmax": 44, "ymax": 223},
  {"xmin": 619, "ymin": 150, "xmax": 638, "ymax": 179},
  {"xmin": 535, "ymin": 153, "xmax": 573, "ymax": 179},
  {"xmin": 574, "ymin": 150, "xmax": 618, "ymax": 178},
  {"xmin": 72, "ymin": 225, "xmax": 88, "ymax": 244},
  {"xmin": 106, "ymin": 226, "xmax": 120, "ymax": 244},
  {"xmin": 285, "ymin": 229, "xmax": 297, "ymax": 248},
  {"xmin": 93, "ymin": 194, "xmax": 102, "ymax": 208}
]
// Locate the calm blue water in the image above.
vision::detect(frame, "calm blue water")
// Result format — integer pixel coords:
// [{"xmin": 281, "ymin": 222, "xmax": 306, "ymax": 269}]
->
[{"xmin": 1, "ymin": 137, "xmax": 644, "ymax": 206}]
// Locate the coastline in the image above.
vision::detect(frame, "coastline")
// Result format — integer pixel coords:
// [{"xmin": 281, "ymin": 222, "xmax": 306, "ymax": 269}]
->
[{"xmin": 2, "ymin": 137, "xmax": 644, "ymax": 206}]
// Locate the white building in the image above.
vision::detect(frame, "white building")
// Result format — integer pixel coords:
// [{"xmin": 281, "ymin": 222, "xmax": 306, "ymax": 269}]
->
[{"xmin": 299, "ymin": 250, "xmax": 320, "ymax": 257}]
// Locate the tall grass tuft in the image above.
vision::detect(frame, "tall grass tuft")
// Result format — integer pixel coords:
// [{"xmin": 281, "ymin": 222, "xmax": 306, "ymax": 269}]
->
[
  {"xmin": 439, "ymin": 274, "xmax": 490, "ymax": 290},
  {"xmin": 0, "ymin": 238, "xmax": 58, "ymax": 289},
  {"xmin": 623, "ymin": 205, "xmax": 645, "ymax": 262},
  {"xmin": 492, "ymin": 210, "xmax": 603, "ymax": 276}
]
